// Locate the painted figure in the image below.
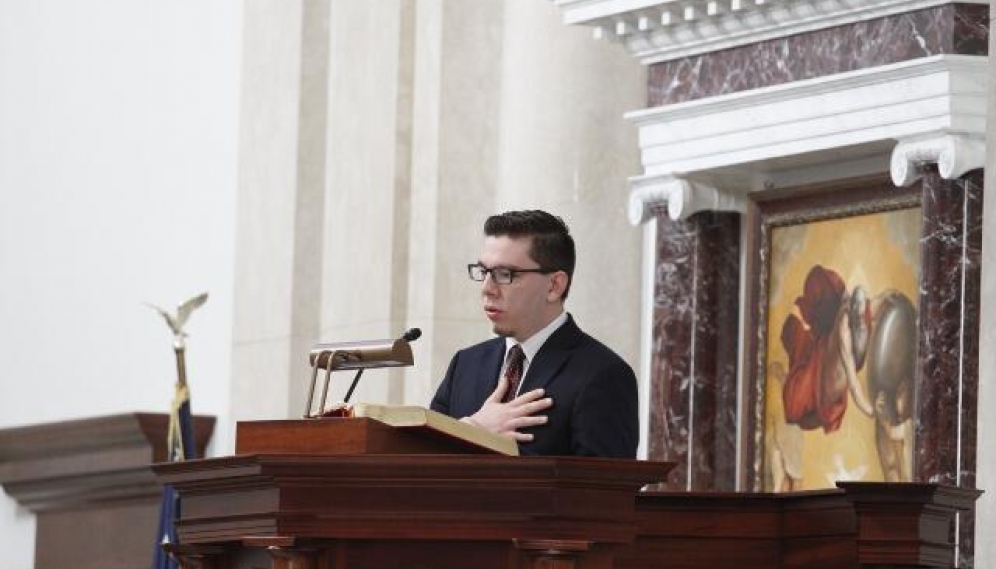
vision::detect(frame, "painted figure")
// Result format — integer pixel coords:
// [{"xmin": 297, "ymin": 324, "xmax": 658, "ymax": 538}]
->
[
  {"xmin": 780, "ymin": 265, "xmax": 915, "ymax": 482},
  {"xmin": 767, "ymin": 361, "xmax": 803, "ymax": 492},
  {"xmin": 780, "ymin": 265, "xmax": 863, "ymax": 433}
]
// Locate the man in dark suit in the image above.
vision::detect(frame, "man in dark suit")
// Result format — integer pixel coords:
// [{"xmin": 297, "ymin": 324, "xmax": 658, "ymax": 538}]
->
[{"xmin": 430, "ymin": 210, "xmax": 638, "ymax": 458}]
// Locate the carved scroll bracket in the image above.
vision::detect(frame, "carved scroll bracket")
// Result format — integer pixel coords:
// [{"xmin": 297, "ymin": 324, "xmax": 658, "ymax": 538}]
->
[
  {"xmin": 890, "ymin": 133, "xmax": 986, "ymax": 187},
  {"xmin": 514, "ymin": 539, "xmax": 601, "ymax": 569},
  {"xmin": 267, "ymin": 546, "xmax": 320, "ymax": 569},
  {"xmin": 628, "ymin": 174, "xmax": 746, "ymax": 225},
  {"xmin": 163, "ymin": 544, "xmax": 224, "ymax": 569}
]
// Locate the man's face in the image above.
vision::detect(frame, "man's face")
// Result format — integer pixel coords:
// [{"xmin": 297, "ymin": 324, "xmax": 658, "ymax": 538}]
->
[{"xmin": 478, "ymin": 235, "xmax": 559, "ymax": 342}]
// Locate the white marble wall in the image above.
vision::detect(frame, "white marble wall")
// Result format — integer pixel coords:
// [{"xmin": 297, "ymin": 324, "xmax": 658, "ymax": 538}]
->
[
  {"xmin": 321, "ymin": 0, "xmax": 411, "ymax": 348},
  {"xmin": 227, "ymin": 0, "xmax": 307, "ymax": 442},
  {"xmin": 0, "ymin": 0, "xmax": 243, "ymax": 566},
  {"xmin": 497, "ymin": 0, "xmax": 646, "ymax": 373},
  {"xmin": 975, "ymin": 4, "xmax": 995, "ymax": 566}
]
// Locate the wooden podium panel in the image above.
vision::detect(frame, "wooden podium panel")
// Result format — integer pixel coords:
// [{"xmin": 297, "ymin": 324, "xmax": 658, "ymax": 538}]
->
[
  {"xmin": 157, "ymin": 459, "xmax": 982, "ymax": 569},
  {"xmin": 158, "ymin": 451, "xmax": 669, "ymax": 569},
  {"xmin": 619, "ymin": 483, "xmax": 982, "ymax": 569},
  {"xmin": 155, "ymin": 419, "xmax": 981, "ymax": 569},
  {"xmin": 157, "ymin": 418, "xmax": 669, "ymax": 569},
  {"xmin": 157, "ymin": 453, "xmax": 669, "ymax": 546},
  {"xmin": 236, "ymin": 417, "xmax": 509, "ymax": 456}
]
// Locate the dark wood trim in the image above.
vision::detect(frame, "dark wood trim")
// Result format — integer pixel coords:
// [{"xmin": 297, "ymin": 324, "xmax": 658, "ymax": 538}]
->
[
  {"xmin": 0, "ymin": 413, "xmax": 215, "ymax": 569},
  {"xmin": 156, "ymin": 452, "xmax": 980, "ymax": 569}
]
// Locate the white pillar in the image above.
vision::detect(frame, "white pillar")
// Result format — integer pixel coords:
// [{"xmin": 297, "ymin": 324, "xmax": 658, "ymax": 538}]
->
[
  {"xmin": 974, "ymin": 3, "xmax": 996, "ymax": 566},
  {"xmin": 229, "ymin": 0, "xmax": 309, "ymax": 433},
  {"xmin": 495, "ymin": 0, "xmax": 647, "ymax": 373}
]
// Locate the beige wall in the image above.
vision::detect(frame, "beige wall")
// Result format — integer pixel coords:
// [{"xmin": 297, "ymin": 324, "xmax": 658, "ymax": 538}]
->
[
  {"xmin": 0, "ymin": 0, "xmax": 243, "ymax": 565},
  {"xmin": 228, "ymin": 0, "xmax": 647, "ymax": 436}
]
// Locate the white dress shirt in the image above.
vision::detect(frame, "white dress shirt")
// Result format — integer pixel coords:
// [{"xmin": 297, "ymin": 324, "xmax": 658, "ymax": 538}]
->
[{"xmin": 500, "ymin": 311, "xmax": 568, "ymax": 398}]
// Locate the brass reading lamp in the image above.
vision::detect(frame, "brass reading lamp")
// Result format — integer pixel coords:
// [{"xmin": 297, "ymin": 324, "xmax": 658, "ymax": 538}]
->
[{"xmin": 303, "ymin": 328, "xmax": 421, "ymax": 418}]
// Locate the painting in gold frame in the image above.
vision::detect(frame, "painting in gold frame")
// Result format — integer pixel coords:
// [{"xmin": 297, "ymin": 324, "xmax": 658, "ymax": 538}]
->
[{"xmin": 746, "ymin": 179, "xmax": 921, "ymax": 492}]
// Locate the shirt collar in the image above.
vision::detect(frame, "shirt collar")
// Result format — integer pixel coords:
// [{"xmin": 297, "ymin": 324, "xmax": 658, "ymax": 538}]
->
[{"xmin": 504, "ymin": 310, "xmax": 568, "ymax": 363}]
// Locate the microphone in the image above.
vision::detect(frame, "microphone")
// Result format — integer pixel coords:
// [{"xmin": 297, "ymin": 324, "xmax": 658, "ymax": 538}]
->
[{"xmin": 402, "ymin": 328, "xmax": 422, "ymax": 342}]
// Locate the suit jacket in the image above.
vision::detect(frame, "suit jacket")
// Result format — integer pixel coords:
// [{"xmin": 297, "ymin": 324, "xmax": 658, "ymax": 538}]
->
[{"xmin": 430, "ymin": 315, "xmax": 638, "ymax": 458}]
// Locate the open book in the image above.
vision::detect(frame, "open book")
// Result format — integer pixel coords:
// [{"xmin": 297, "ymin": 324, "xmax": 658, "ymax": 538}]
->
[{"xmin": 353, "ymin": 403, "xmax": 519, "ymax": 456}]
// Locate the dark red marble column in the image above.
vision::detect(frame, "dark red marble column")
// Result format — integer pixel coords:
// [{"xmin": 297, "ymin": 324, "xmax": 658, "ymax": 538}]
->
[
  {"xmin": 915, "ymin": 166, "xmax": 983, "ymax": 567},
  {"xmin": 649, "ymin": 210, "xmax": 740, "ymax": 490}
]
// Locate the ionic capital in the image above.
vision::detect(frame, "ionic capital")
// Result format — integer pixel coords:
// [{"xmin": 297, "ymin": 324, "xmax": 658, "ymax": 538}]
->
[
  {"xmin": 890, "ymin": 134, "xmax": 985, "ymax": 187},
  {"xmin": 628, "ymin": 175, "xmax": 745, "ymax": 226}
]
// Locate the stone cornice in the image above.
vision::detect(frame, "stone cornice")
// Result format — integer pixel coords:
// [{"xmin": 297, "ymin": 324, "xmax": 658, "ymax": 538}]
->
[
  {"xmin": 624, "ymin": 54, "xmax": 986, "ymax": 223},
  {"xmin": 551, "ymin": 0, "xmax": 989, "ymax": 64},
  {"xmin": 628, "ymin": 54, "xmax": 985, "ymax": 176}
]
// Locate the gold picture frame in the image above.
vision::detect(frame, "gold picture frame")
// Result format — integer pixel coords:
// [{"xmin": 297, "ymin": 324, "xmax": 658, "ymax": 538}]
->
[{"xmin": 744, "ymin": 176, "xmax": 921, "ymax": 492}]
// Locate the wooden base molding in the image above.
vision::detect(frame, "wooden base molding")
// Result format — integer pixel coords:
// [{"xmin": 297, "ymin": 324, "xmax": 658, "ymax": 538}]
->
[{"xmin": 156, "ymin": 451, "xmax": 978, "ymax": 569}]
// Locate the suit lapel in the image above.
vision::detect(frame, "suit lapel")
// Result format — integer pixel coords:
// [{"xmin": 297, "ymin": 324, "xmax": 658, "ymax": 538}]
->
[
  {"xmin": 476, "ymin": 339, "xmax": 506, "ymax": 404},
  {"xmin": 519, "ymin": 315, "xmax": 583, "ymax": 393}
]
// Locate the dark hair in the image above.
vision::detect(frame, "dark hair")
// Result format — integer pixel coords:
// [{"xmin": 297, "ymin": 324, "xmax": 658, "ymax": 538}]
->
[{"xmin": 483, "ymin": 210, "xmax": 575, "ymax": 300}]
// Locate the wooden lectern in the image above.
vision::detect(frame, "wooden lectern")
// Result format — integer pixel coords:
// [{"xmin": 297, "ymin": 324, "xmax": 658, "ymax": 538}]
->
[
  {"xmin": 155, "ymin": 416, "xmax": 981, "ymax": 569},
  {"xmin": 155, "ymin": 416, "xmax": 671, "ymax": 569}
]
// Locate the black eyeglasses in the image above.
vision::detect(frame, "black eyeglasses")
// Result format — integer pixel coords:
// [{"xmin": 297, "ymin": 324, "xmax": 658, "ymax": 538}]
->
[{"xmin": 467, "ymin": 263, "xmax": 554, "ymax": 284}]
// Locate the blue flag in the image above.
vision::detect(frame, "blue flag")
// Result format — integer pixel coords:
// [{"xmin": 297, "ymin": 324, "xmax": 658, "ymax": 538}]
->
[{"xmin": 152, "ymin": 383, "xmax": 196, "ymax": 569}]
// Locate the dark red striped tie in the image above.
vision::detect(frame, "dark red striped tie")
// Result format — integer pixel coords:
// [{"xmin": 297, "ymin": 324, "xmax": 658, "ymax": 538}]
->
[{"xmin": 500, "ymin": 344, "xmax": 525, "ymax": 403}]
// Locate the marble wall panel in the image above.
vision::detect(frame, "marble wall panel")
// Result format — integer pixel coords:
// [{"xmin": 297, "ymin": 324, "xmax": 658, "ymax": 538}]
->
[
  {"xmin": 648, "ymin": 4, "xmax": 989, "ymax": 106},
  {"xmin": 649, "ymin": 210, "xmax": 740, "ymax": 490},
  {"xmin": 915, "ymin": 167, "xmax": 983, "ymax": 568},
  {"xmin": 915, "ymin": 167, "xmax": 983, "ymax": 487}
]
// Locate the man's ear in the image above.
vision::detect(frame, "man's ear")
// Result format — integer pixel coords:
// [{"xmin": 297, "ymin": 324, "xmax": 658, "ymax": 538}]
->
[{"xmin": 547, "ymin": 271, "xmax": 569, "ymax": 302}]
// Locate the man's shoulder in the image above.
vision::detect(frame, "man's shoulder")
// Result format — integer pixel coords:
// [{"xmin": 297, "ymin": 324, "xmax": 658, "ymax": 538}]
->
[
  {"xmin": 563, "ymin": 322, "xmax": 634, "ymax": 373},
  {"xmin": 577, "ymin": 332, "xmax": 632, "ymax": 367}
]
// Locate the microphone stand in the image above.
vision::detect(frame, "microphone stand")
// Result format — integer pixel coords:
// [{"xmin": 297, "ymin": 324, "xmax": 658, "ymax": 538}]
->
[{"xmin": 343, "ymin": 369, "xmax": 364, "ymax": 404}]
